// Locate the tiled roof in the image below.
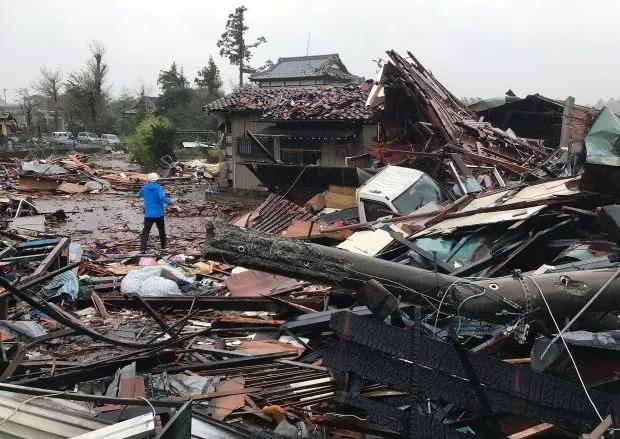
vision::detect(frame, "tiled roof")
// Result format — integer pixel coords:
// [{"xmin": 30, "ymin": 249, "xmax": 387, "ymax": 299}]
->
[
  {"xmin": 205, "ymin": 84, "xmax": 375, "ymax": 121},
  {"xmin": 250, "ymin": 54, "xmax": 359, "ymax": 82}
]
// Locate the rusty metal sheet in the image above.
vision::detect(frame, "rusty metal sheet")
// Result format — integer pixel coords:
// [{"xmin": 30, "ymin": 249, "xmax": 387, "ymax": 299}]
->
[
  {"xmin": 208, "ymin": 377, "xmax": 245, "ymax": 421},
  {"xmin": 240, "ymin": 194, "xmax": 317, "ymax": 235},
  {"xmin": 225, "ymin": 269, "xmax": 301, "ymax": 297}
]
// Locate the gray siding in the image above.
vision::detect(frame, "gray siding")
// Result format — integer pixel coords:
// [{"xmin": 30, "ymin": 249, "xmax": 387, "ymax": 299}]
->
[
  {"xmin": 229, "ymin": 113, "xmax": 274, "ymax": 190},
  {"xmin": 217, "ymin": 114, "xmax": 376, "ymax": 191}
]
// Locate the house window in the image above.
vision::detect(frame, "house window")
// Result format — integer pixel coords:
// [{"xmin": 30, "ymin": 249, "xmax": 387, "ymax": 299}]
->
[
  {"xmin": 237, "ymin": 135, "xmax": 274, "ymax": 160},
  {"xmin": 280, "ymin": 138, "xmax": 321, "ymax": 165}
]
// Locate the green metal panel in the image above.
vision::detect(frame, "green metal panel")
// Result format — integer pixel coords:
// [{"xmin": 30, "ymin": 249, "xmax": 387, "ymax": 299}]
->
[{"xmin": 585, "ymin": 106, "xmax": 620, "ymax": 166}]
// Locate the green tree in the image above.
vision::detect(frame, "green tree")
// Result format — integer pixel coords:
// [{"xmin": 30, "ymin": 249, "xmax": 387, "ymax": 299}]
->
[
  {"xmin": 128, "ymin": 115, "xmax": 175, "ymax": 168},
  {"xmin": 195, "ymin": 56, "xmax": 224, "ymax": 97},
  {"xmin": 217, "ymin": 5, "xmax": 266, "ymax": 86},
  {"xmin": 157, "ymin": 62, "xmax": 192, "ymax": 125},
  {"xmin": 109, "ymin": 87, "xmax": 138, "ymax": 136}
]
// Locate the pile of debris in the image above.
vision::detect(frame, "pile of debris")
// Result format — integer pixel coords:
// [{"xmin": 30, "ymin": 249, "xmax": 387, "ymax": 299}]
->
[{"xmin": 3, "ymin": 49, "xmax": 620, "ymax": 439}]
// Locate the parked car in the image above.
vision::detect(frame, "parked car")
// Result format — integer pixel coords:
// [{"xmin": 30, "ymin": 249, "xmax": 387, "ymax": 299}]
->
[
  {"xmin": 77, "ymin": 132, "xmax": 99, "ymax": 143},
  {"xmin": 51, "ymin": 131, "xmax": 73, "ymax": 142},
  {"xmin": 101, "ymin": 133, "xmax": 121, "ymax": 145}
]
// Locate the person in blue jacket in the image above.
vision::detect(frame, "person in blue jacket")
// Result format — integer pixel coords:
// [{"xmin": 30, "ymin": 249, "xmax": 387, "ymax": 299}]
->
[{"xmin": 139, "ymin": 173, "xmax": 173, "ymax": 253}]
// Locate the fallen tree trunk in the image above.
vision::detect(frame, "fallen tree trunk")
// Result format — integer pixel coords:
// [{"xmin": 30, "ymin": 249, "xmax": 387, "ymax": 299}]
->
[{"xmin": 205, "ymin": 220, "xmax": 620, "ymax": 318}]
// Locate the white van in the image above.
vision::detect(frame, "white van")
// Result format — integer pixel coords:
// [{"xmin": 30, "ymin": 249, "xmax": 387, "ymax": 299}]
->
[
  {"xmin": 78, "ymin": 132, "xmax": 99, "ymax": 143},
  {"xmin": 357, "ymin": 166, "xmax": 446, "ymax": 222},
  {"xmin": 51, "ymin": 131, "xmax": 72, "ymax": 142}
]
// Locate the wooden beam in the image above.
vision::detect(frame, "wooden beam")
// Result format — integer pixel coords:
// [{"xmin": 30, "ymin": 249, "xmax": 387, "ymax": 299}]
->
[
  {"xmin": 586, "ymin": 415, "xmax": 612, "ymax": 439},
  {"xmin": 21, "ymin": 237, "xmax": 69, "ymax": 283},
  {"xmin": 508, "ymin": 423, "xmax": 554, "ymax": 439}
]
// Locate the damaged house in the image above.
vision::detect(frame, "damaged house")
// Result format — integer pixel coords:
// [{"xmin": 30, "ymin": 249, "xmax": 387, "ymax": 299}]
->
[
  {"xmin": 0, "ymin": 112, "xmax": 20, "ymax": 147},
  {"xmin": 470, "ymin": 93, "xmax": 597, "ymax": 149},
  {"xmin": 205, "ymin": 68, "xmax": 376, "ymax": 197},
  {"xmin": 122, "ymin": 95, "xmax": 159, "ymax": 118}
]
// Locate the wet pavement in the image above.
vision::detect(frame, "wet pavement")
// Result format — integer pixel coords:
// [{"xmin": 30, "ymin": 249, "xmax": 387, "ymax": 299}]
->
[{"xmin": 32, "ymin": 183, "xmax": 215, "ymax": 253}]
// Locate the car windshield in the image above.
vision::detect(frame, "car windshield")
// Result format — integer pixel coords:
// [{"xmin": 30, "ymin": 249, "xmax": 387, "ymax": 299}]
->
[
  {"xmin": 108, "ymin": 135, "xmax": 119, "ymax": 140},
  {"xmin": 392, "ymin": 174, "xmax": 446, "ymax": 214}
]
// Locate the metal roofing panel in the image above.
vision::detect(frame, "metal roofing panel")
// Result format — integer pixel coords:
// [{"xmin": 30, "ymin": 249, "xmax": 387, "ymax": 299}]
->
[
  {"xmin": 242, "ymin": 194, "xmax": 317, "ymax": 235},
  {"xmin": 412, "ymin": 206, "xmax": 547, "ymax": 237},
  {"xmin": 225, "ymin": 269, "xmax": 300, "ymax": 297},
  {"xmin": 71, "ymin": 413, "xmax": 155, "ymax": 439},
  {"xmin": 0, "ymin": 391, "xmax": 109, "ymax": 439}
]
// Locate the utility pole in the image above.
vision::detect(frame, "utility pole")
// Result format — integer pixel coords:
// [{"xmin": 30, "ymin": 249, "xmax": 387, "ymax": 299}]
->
[
  {"xmin": 306, "ymin": 33, "xmax": 311, "ymax": 56},
  {"xmin": 2, "ymin": 89, "xmax": 6, "ymax": 109}
]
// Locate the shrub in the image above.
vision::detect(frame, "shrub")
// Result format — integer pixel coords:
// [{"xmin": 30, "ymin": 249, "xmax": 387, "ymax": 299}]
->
[{"xmin": 128, "ymin": 116, "xmax": 175, "ymax": 169}]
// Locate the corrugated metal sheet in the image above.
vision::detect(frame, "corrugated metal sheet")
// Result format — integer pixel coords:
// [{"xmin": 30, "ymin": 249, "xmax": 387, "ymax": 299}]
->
[
  {"xmin": 235, "ymin": 194, "xmax": 317, "ymax": 235},
  {"xmin": 0, "ymin": 391, "xmax": 109, "ymax": 439}
]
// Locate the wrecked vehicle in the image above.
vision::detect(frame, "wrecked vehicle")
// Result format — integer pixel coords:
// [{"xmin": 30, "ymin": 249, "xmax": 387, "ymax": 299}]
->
[{"xmin": 357, "ymin": 165, "xmax": 446, "ymax": 222}]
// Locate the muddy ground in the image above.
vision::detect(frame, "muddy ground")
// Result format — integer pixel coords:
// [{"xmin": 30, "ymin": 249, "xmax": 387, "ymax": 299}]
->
[{"xmin": 24, "ymin": 158, "xmax": 261, "ymax": 254}]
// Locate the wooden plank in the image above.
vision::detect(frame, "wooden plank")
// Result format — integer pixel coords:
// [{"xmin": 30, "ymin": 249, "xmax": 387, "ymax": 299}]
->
[
  {"xmin": 508, "ymin": 423, "xmax": 554, "ymax": 439},
  {"xmin": 91, "ymin": 292, "xmax": 109, "ymax": 320},
  {"xmin": 22, "ymin": 237, "xmax": 69, "ymax": 283},
  {"xmin": 586, "ymin": 415, "xmax": 612, "ymax": 439},
  {"xmin": 0, "ymin": 342, "xmax": 26, "ymax": 381}
]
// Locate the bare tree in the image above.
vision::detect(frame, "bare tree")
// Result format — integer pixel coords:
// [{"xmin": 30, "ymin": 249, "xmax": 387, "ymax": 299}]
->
[
  {"xmin": 33, "ymin": 68, "xmax": 63, "ymax": 130},
  {"xmin": 66, "ymin": 40, "xmax": 109, "ymax": 128},
  {"xmin": 16, "ymin": 88, "xmax": 36, "ymax": 133}
]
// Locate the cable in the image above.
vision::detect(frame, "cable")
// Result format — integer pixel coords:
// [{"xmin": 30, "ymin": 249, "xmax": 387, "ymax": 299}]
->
[
  {"xmin": 432, "ymin": 280, "xmax": 471, "ymax": 339},
  {"xmin": 540, "ymin": 266, "xmax": 620, "ymax": 360},
  {"xmin": 321, "ymin": 412, "xmax": 367, "ymax": 421},
  {"xmin": 139, "ymin": 396, "xmax": 156, "ymax": 418},
  {"xmin": 281, "ymin": 164, "xmax": 311, "ymax": 198},
  {"xmin": 456, "ymin": 292, "xmax": 486, "ymax": 334},
  {"xmin": 0, "ymin": 391, "xmax": 68, "ymax": 427},
  {"xmin": 525, "ymin": 275, "xmax": 604, "ymax": 422}
]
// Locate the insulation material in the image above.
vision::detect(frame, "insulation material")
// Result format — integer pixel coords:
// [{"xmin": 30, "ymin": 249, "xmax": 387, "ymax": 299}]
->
[{"xmin": 337, "ymin": 229, "xmax": 394, "ymax": 256}]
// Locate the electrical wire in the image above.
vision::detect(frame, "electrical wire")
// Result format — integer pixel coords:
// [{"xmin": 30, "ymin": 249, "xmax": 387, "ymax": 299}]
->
[
  {"xmin": 139, "ymin": 396, "xmax": 157, "ymax": 418},
  {"xmin": 281, "ymin": 164, "xmax": 311, "ymax": 198},
  {"xmin": 0, "ymin": 391, "xmax": 68, "ymax": 427},
  {"xmin": 456, "ymin": 292, "xmax": 486, "ymax": 334},
  {"xmin": 432, "ymin": 280, "xmax": 474, "ymax": 339},
  {"xmin": 525, "ymin": 275, "xmax": 604, "ymax": 422},
  {"xmin": 540, "ymin": 265, "xmax": 620, "ymax": 360}
]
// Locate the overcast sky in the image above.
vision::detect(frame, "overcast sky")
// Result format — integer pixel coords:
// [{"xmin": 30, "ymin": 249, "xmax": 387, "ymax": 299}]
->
[{"xmin": 2, "ymin": 0, "xmax": 618, "ymax": 105}]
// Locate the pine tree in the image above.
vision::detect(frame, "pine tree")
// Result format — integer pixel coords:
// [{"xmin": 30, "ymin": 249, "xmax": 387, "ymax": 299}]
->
[
  {"xmin": 195, "ymin": 56, "xmax": 224, "ymax": 96},
  {"xmin": 217, "ymin": 5, "xmax": 266, "ymax": 86}
]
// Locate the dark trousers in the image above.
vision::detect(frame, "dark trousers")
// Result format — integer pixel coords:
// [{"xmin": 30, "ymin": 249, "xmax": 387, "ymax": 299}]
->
[{"xmin": 140, "ymin": 216, "xmax": 166, "ymax": 252}]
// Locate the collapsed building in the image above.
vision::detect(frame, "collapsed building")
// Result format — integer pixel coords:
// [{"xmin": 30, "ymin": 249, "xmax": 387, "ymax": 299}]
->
[{"xmin": 1, "ymin": 48, "xmax": 620, "ymax": 439}]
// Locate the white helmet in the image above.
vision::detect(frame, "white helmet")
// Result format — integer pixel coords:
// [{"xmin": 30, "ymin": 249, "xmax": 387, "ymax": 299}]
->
[{"xmin": 148, "ymin": 172, "xmax": 159, "ymax": 182}]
